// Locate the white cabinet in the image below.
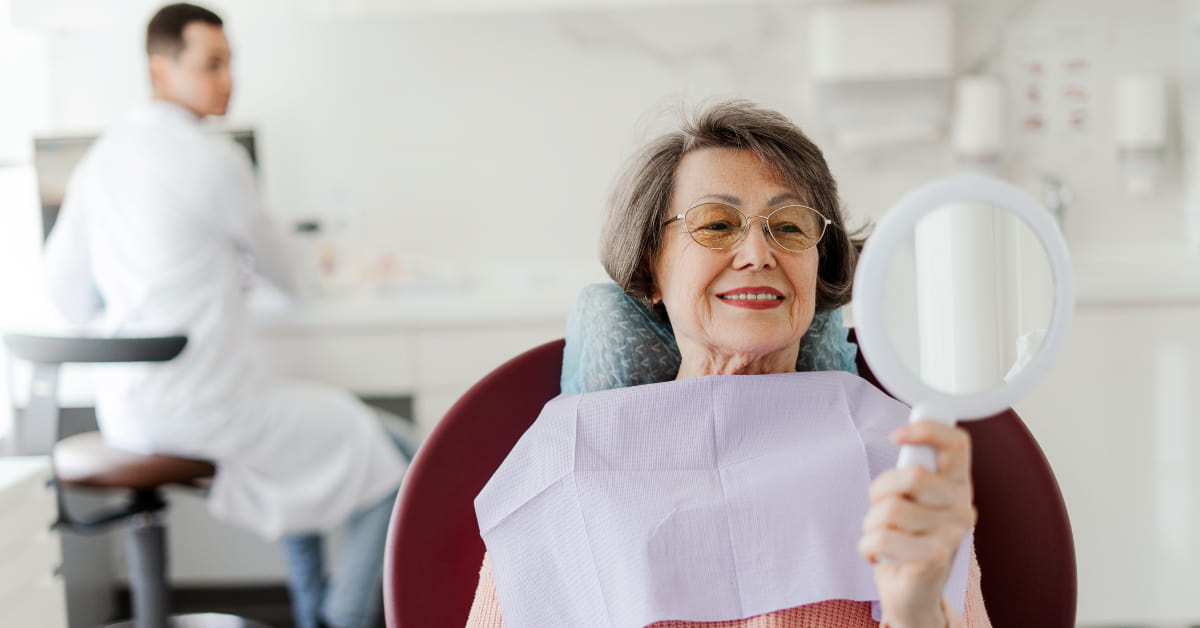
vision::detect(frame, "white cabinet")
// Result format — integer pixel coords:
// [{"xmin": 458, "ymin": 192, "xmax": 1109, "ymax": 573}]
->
[
  {"xmin": 1016, "ymin": 305, "xmax": 1200, "ymax": 626},
  {"xmin": 257, "ymin": 321, "xmax": 565, "ymax": 432},
  {"xmin": 253, "ymin": 297, "xmax": 568, "ymax": 432},
  {"xmin": 0, "ymin": 457, "xmax": 67, "ymax": 628},
  {"xmin": 154, "ymin": 298, "xmax": 568, "ymax": 583},
  {"xmin": 256, "ymin": 330, "xmax": 419, "ymax": 395}
]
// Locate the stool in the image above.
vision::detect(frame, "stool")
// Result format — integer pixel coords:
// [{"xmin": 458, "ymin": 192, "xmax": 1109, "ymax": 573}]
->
[{"xmin": 4, "ymin": 333, "xmax": 272, "ymax": 628}]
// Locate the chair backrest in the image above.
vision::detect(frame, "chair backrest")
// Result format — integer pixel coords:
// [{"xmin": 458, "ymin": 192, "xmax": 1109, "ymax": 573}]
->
[
  {"xmin": 3, "ymin": 334, "xmax": 187, "ymax": 365},
  {"xmin": 384, "ymin": 338, "xmax": 1076, "ymax": 627},
  {"xmin": 3, "ymin": 334, "xmax": 188, "ymax": 456},
  {"xmin": 384, "ymin": 340, "xmax": 564, "ymax": 628},
  {"xmin": 3, "ymin": 333, "xmax": 202, "ymax": 533}
]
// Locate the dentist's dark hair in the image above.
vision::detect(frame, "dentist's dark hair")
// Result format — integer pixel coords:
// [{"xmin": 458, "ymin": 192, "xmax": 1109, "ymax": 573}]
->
[
  {"xmin": 146, "ymin": 3, "xmax": 223, "ymax": 59},
  {"xmin": 601, "ymin": 100, "xmax": 867, "ymax": 316}
]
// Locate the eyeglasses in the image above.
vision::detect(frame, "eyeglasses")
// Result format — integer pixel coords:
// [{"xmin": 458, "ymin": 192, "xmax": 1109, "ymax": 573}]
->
[{"xmin": 662, "ymin": 202, "xmax": 832, "ymax": 252}]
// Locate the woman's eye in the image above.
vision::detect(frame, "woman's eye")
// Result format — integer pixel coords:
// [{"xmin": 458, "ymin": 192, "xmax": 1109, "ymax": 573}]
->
[
  {"xmin": 774, "ymin": 223, "xmax": 802, "ymax": 234},
  {"xmin": 701, "ymin": 221, "xmax": 734, "ymax": 232}
]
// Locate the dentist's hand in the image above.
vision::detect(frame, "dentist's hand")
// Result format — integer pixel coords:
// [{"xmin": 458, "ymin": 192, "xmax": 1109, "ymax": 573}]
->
[{"xmin": 858, "ymin": 421, "xmax": 976, "ymax": 628}]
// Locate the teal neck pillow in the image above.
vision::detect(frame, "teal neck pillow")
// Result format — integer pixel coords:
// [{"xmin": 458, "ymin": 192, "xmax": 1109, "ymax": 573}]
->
[{"xmin": 561, "ymin": 283, "xmax": 858, "ymax": 394}]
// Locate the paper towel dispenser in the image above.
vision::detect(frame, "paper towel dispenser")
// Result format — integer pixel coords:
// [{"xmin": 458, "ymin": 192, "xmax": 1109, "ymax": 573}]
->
[{"xmin": 808, "ymin": 1, "xmax": 954, "ymax": 149}]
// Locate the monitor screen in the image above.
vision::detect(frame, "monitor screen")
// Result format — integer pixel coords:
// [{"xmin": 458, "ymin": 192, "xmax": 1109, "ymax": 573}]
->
[{"xmin": 32, "ymin": 129, "xmax": 257, "ymax": 241}]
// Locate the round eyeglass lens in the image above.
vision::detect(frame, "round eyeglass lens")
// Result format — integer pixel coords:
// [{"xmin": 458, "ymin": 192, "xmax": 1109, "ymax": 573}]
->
[
  {"xmin": 683, "ymin": 203, "xmax": 746, "ymax": 248},
  {"xmin": 767, "ymin": 205, "xmax": 827, "ymax": 251}
]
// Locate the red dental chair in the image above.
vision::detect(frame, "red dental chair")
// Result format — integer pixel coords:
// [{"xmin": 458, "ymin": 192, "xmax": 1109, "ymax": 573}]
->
[{"xmin": 383, "ymin": 337, "xmax": 1076, "ymax": 628}]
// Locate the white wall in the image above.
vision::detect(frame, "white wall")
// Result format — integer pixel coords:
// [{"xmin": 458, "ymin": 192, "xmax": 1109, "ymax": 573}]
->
[
  {"xmin": 21, "ymin": 3, "xmax": 821, "ymax": 281},
  {"xmin": 20, "ymin": 0, "xmax": 1192, "ymax": 276},
  {"xmin": 0, "ymin": 0, "xmax": 56, "ymax": 440}
]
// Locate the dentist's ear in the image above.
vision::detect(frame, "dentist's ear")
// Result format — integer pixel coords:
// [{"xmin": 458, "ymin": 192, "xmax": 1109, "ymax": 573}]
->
[{"xmin": 148, "ymin": 54, "xmax": 168, "ymax": 87}]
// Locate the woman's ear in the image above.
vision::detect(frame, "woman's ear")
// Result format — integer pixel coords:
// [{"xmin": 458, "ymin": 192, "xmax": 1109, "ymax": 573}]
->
[{"xmin": 645, "ymin": 271, "xmax": 661, "ymax": 305}]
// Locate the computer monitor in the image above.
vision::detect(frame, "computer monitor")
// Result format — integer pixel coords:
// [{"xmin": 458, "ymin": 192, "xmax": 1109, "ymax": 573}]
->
[{"xmin": 32, "ymin": 129, "xmax": 257, "ymax": 241}]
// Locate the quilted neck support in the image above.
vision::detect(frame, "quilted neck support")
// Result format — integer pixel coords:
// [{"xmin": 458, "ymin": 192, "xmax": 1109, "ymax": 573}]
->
[{"xmin": 561, "ymin": 283, "xmax": 858, "ymax": 394}]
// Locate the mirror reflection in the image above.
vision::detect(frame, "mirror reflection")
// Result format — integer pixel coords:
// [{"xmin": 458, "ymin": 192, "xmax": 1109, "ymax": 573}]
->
[{"xmin": 883, "ymin": 202, "xmax": 1055, "ymax": 397}]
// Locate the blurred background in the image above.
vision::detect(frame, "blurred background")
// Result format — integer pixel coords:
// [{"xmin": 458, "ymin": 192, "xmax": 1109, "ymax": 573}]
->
[{"xmin": 0, "ymin": 0, "xmax": 1197, "ymax": 626}]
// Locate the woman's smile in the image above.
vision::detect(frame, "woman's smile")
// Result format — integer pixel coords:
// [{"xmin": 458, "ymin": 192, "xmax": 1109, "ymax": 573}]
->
[{"xmin": 716, "ymin": 286, "xmax": 786, "ymax": 310}]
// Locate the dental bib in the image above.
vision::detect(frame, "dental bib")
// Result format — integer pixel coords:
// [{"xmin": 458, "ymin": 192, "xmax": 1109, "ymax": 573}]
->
[
  {"xmin": 475, "ymin": 372, "xmax": 971, "ymax": 628},
  {"xmin": 560, "ymin": 283, "xmax": 858, "ymax": 394}
]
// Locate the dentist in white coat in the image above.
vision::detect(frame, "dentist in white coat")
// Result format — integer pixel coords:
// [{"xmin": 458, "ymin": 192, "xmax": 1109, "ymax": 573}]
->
[{"xmin": 43, "ymin": 4, "xmax": 410, "ymax": 627}]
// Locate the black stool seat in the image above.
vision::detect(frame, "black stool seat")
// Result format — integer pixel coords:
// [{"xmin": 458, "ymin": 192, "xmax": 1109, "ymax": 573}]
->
[
  {"xmin": 54, "ymin": 432, "xmax": 215, "ymax": 490},
  {"xmin": 5, "ymin": 333, "xmax": 276, "ymax": 627}
]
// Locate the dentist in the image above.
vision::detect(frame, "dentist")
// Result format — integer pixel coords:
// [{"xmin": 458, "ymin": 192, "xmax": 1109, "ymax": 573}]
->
[{"xmin": 43, "ymin": 4, "xmax": 411, "ymax": 627}]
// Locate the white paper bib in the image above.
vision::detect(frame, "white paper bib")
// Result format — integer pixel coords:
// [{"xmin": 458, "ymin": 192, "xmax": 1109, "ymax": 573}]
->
[{"xmin": 476, "ymin": 371, "xmax": 971, "ymax": 628}]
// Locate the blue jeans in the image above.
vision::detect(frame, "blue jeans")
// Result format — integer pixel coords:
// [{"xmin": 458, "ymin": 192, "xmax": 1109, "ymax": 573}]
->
[{"xmin": 282, "ymin": 413, "xmax": 420, "ymax": 628}]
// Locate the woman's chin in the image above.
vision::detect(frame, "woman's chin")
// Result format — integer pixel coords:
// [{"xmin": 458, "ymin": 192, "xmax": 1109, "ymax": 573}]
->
[{"xmin": 711, "ymin": 319, "xmax": 801, "ymax": 345}]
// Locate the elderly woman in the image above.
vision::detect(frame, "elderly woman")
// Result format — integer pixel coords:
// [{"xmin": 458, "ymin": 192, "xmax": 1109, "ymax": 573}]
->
[{"xmin": 468, "ymin": 102, "xmax": 989, "ymax": 628}]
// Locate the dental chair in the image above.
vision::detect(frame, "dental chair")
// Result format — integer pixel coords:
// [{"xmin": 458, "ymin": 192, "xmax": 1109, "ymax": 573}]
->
[
  {"xmin": 3, "ymin": 333, "xmax": 271, "ymax": 628},
  {"xmin": 383, "ymin": 336, "xmax": 1077, "ymax": 628}
]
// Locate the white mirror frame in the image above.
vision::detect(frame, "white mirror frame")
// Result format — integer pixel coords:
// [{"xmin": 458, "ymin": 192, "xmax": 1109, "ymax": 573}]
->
[{"xmin": 852, "ymin": 175, "xmax": 1075, "ymax": 421}]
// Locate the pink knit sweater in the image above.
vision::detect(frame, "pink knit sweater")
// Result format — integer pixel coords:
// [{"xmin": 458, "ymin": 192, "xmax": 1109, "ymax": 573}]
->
[{"xmin": 465, "ymin": 546, "xmax": 991, "ymax": 628}]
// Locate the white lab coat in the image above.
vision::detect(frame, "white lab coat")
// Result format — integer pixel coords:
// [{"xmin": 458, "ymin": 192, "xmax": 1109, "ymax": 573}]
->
[{"xmin": 43, "ymin": 99, "xmax": 407, "ymax": 539}]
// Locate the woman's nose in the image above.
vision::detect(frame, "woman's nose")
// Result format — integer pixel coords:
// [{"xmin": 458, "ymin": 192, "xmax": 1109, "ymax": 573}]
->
[{"xmin": 732, "ymin": 220, "xmax": 777, "ymax": 269}]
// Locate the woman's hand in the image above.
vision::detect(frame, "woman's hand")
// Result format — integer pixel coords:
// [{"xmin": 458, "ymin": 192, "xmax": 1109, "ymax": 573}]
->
[{"xmin": 857, "ymin": 421, "xmax": 976, "ymax": 628}]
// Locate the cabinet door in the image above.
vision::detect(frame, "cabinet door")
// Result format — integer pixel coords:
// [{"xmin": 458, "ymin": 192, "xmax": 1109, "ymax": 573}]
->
[
  {"xmin": 254, "ymin": 331, "xmax": 418, "ymax": 394},
  {"xmin": 413, "ymin": 324, "xmax": 562, "ymax": 428}
]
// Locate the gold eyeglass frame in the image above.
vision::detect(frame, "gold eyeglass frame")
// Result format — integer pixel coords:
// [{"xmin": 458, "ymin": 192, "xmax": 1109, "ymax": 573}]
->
[{"xmin": 662, "ymin": 202, "xmax": 833, "ymax": 252}]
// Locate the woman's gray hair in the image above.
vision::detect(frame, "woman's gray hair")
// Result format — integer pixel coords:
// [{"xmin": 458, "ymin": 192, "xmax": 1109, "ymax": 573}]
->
[{"xmin": 601, "ymin": 100, "xmax": 866, "ymax": 315}]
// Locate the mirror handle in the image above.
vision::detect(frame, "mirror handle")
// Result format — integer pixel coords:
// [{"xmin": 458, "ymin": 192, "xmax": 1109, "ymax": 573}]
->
[{"xmin": 896, "ymin": 405, "xmax": 956, "ymax": 472}]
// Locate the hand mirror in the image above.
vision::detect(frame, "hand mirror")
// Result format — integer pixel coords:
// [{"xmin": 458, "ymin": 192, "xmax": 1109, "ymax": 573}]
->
[{"xmin": 852, "ymin": 175, "xmax": 1074, "ymax": 471}]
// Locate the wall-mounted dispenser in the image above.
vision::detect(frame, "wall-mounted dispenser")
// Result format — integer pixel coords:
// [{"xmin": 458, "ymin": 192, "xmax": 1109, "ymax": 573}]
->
[
  {"xmin": 808, "ymin": 1, "xmax": 954, "ymax": 150},
  {"xmin": 1115, "ymin": 74, "xmax": 1169, "ymax": 195},
  {"xmin": 952, "ymin": 76, "xmax": 1006, "ymax": 172}
]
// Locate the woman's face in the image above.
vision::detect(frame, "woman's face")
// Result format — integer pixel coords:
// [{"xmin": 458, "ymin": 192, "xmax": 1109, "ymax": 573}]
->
[{"xmin": 652, "ymin": 147, "xmax": 819, "ymax": 373}]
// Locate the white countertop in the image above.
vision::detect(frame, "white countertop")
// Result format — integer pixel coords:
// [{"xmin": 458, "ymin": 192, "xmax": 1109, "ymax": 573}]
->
[
  {"xmin": 4, "ymin": 263, "xmax": 609, "ymax": 336},
  {"xmin": 248, "ymin": 264, "xmax": 609, "ymax": 331},
  {"xmin": 251, "ymin": 288, "xmax": 578, "ymax": 333}
]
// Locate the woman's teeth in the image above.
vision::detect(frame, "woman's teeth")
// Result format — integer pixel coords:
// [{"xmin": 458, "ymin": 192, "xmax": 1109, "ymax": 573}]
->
[{"xmin": 720, "ymin": 293, "xmax": 782, "ymax": 301}]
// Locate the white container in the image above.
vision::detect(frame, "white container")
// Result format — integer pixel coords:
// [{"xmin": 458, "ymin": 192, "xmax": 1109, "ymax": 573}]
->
[
  {"xmin": 953, "ymin": 76, "xmax": 1006, "ymax": 160},
  {"xmin": 1116, "ymin": 75, "xmax": 1169, "ymax": 149},
  {"xmin": 1115, "ymin": 75, "xmax": 1170, "ymax": 195},
  {"xmin": 809, "ymin": 2, "xmax": 953, "ymax": 81}
]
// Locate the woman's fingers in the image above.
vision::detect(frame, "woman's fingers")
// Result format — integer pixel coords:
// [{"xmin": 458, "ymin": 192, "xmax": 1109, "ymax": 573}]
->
[
  {"xmin": 858, "ymin": 527, "xmax": 958, "ymax": 567},
  {"xmin": 862, "ymin": 495, "xmax": 946, "ymax": 535},
  {"xmin": 891, "ymin": 421, "xmax": 973, "ymax": 481},
  {"xmin": 861, "ymin": 423, "xmax": 976, "ymax": 625},
  {"xmin": 869, "ymin": 466, "xmax": 967, "ymax": 509},
  {"xmin": 862, "ymin": 483, "xmax": 975, "ymax": 543},
  {"xmin": 861, "ymin": 422, "xmax": 976, "ymax": 558}
]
